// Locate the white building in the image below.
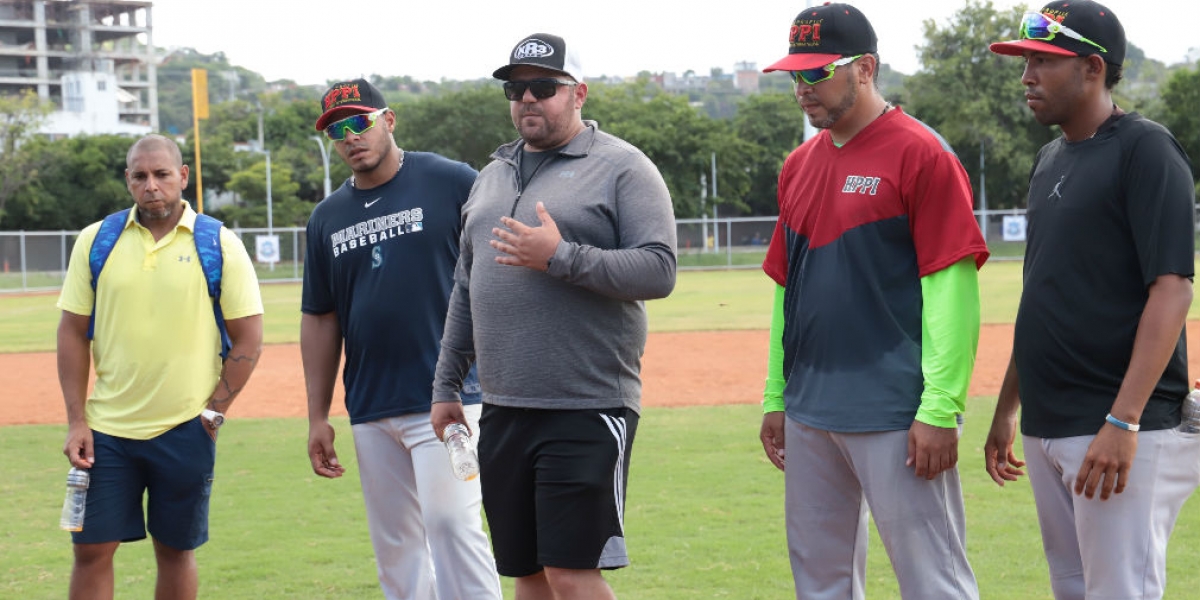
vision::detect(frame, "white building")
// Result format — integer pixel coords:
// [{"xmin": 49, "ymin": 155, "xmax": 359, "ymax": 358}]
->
[{"xmin": 0, "ymin": 0, "xmax": 157, "ymax": 137}]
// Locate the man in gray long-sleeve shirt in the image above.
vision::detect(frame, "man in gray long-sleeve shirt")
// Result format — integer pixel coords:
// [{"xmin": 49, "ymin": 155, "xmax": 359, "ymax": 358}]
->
[{"xmin": 430, "ymin": 32, "xmax": 676, "ymax": 600}]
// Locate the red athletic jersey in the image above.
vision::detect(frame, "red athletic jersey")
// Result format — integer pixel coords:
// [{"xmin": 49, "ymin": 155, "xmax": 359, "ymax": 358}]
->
[{"xmin": 763, "ymin": 108, "xmax": 988, "ymax": 431}]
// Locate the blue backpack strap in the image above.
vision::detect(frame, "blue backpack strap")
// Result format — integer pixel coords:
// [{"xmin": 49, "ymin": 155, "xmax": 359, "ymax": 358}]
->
[
  {"xmin": 87, "ymin": 208, "xmax": 132, "ymax": 341},
  {"xmin": 192, "ymin": 213, "xmax": 232, "ymax": 360}
]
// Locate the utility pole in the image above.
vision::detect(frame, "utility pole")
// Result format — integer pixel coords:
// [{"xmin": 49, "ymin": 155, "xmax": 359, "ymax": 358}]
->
[{"xmin": 311, "ymin": 136, "xmax": 332, "ymax": 199}]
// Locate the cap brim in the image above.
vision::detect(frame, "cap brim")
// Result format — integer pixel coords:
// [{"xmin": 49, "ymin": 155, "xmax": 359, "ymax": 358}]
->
[
  {"xmin": 988, "ymin": 39, "xmax": 1079, "ymax": 58},
  {"xmin": 492, "ymin": 64, "xmax": 576, "ymax": 82},
  {"xmin": 314, "ymin": 105, "xmax": 377, "ymax": 131},
  {"xmin": 762, "ymin": 53, "xmax": 844, "ymax": 73}
]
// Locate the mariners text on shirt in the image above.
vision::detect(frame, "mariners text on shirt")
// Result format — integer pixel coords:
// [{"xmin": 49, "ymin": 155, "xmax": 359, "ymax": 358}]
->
[{"xmin": 329, "ymin": 208, "xmax": 425, "ymax": 257}]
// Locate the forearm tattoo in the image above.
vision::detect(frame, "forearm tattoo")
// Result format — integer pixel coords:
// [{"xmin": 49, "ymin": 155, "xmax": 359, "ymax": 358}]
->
[{"xmin": 209, "ymin": 348, "xmax": 261, "ymax": 410}]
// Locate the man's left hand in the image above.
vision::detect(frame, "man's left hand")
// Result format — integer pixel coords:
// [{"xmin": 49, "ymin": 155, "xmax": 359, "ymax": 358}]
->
[
  {"xmin": 491, "ymin": 201, "xmax": 561, "ymax": 271},
  {"xmin": 1074, "ymin": 424, "xmax": 1137, "ymax": 500},
  {"xmin": 907, "ymin": 420, "xmax": 959, "ymax": 480}
]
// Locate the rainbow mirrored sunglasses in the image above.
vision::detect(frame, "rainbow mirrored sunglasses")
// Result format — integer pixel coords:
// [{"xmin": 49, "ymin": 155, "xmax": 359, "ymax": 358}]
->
[
  {"xmin": 324, "ymin": 108, "xmax": 389, "ymax": 141},
  {"xmin": 502, "ymin": 78, "xmax": 575, "ymax": 101},
  {"xmin": 1019, "ymin": 12, "xmax": 1108, "ymax": 54},
  {"xmin": 789, "ymin": 54, "xmax": 863, "ymax": 86}
]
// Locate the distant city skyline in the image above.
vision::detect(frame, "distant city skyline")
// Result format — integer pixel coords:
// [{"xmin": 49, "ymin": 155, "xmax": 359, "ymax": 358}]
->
[{"xmin": 150, "ymin": 0, "xmax": 1196, "ymax": 85}]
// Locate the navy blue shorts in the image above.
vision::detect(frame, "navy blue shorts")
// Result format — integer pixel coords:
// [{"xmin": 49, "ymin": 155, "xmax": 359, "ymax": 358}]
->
[
  {"xmin": 478, "ymin": 405, "xmax": 638, "ymax": 577},
  {"xmin": 71, "ymin": 416, "xmax": 216, "ymax": 550}
]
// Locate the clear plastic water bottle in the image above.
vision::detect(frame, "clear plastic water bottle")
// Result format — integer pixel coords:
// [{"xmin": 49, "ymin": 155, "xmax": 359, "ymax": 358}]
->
[
  {"xmin": 444, "ymin": 423, "xmax": 480, "ymax": 481},
  {"xmin": 59, "ymin": 467, "xmax": 90, "ymax": 531},
  {"xmin": 1181, "ymin": 380, "xmax": 1200, "ymax": 434}
]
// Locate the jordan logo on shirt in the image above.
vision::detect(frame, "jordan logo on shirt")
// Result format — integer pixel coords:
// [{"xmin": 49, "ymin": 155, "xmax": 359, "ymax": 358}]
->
[
  {"xmin": 1049, "ymin": 176, "xmax": 1065, "ymax": 200},
  {"xmin": 842, "ymin": 175, "xmax": 881, "ymax": 195}
]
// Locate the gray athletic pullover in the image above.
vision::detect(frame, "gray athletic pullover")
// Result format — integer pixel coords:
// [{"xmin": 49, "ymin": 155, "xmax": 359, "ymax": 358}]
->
[{"xmin": 432, "ymin": 121, "xmax": 677, "ymax": 414}]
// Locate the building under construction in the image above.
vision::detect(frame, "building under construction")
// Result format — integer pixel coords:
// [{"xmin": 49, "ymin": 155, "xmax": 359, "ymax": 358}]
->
[{"xmin": 0, "ymin": 0, "xmax": 156, "ymax": 136}]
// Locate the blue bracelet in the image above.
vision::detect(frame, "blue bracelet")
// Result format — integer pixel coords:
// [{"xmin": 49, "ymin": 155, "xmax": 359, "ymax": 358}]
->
[{"xmin": 1105, "ymin": 413, "xmax": 1140, "ymax": 432}]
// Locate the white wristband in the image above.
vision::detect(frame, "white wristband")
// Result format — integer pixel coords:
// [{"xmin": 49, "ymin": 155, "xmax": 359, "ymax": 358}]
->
[{"xmin": 1105, "ymin": 413, "xmax": 1139, "ymax": 432}]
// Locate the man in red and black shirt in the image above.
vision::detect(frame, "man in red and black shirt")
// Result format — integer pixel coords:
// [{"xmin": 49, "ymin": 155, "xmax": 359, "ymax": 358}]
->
[{"xmin": 757, "ymin": 4, "xmax": 988, "ymax": 599}]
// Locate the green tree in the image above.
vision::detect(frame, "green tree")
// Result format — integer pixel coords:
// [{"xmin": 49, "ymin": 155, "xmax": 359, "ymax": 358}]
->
[
  {"xmin": 393, "ymin": 85, "xmax": 514, "ymax": 170},
  {"xmin": 157, "ymin": 48, "xmax": 268, "ymax": 135},
  {"xmin": 215, "ymin": 159, "xmax": 310, "ymax": 227},
  {"xmin": 905, "ymin": 0, "xmax": 1055, "ymax": 210},
  {"xmin": 0, "ymin": 90, "xmax": 53, "ymax": 227},
  {"xmin": 3, "ymin": 135, "xmax": 135, "ymax": 230},
  {"xmin": 732, "ymin": 93, "xmax": 805, "ymax": 215},
  {"xmin": 585, "ymin": 84, "xmax": 754, "ymax": 218},
  {"xmin": 1155, "ymin": 64, "xmax": 1200, "ymax": 178}
]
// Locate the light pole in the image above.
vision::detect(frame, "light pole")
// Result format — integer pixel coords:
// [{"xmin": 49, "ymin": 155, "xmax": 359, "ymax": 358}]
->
[
  {"xmin": 311, "ymin": 135, "xmax": 332, "ymax": 199},
  {"xmin": 257, "ymin": 109, "xmax": 273, "ymax": 236},
  {"xmin": 979, "ymin": 137, "xmax": 989, "ymax": 241},
  {"xmin": 257, "ymin": 107, "xmax": 275, "ymax": 271}
]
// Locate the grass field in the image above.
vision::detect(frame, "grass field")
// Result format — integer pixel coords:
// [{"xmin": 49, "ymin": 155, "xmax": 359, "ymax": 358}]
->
[
  {"xmin": 4, "ymin": 265, "xmax": 1200, "ymax": 598},
  {"xmin": 0, "ymin": 260, "xmax": 1061, "ymax": 353}
]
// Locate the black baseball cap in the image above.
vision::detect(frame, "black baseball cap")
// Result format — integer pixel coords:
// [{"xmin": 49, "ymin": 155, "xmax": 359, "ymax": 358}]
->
[
  {"xmin": 493, "ymin": 33, "xmax": 584, "ymax": 82},
  {"xmin": 763, "ymin": 3, "xmax": 878, "ymax": 73},
  {"xmin": 314, "ymin": 78, "xmax": 388, "ymax": 131},
  {"xmin": 989, "ymin": 0, "xmax": 1126, "ymax": 66}
]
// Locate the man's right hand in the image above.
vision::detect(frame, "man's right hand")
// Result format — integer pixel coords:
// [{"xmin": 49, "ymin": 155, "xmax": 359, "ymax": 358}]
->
[
  {"xmin": 308, "ymin": 420, "xmax": 345, "ymax": 478},
  {"xmin": 431, "ymin": 401, "xmax": 468, "ymax": 441},
  {"xmin": 760, "ymin": 411, "xmax": 786, "ymax": 471},
  {"xmin": 983, "ymin": 408, "xmax": 1026, "ymax": 486},
  {"xmin": 63, "ymin": 422, "xmax": 94, "ymax": 469}
]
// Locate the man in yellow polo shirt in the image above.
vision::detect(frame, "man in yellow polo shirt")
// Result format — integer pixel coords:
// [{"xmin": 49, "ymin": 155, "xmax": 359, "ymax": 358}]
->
[{"xmin": 56, "ymin": 134, "xmax": 264, "ymax": 600}]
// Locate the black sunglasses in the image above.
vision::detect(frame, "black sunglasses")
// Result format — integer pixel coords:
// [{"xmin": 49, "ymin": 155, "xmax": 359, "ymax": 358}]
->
[{"xmin": 503, "ymin": 78, "xmax": 575, "ymax": 101}]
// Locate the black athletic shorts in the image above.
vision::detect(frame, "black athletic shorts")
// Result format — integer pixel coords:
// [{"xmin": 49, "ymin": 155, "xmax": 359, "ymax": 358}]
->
[{"xmin": 478, "ymin": 404, "xmax": 638, "ymax": 577}]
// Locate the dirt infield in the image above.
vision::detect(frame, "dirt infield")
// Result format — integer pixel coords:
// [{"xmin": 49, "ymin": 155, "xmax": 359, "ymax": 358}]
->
[{"xmin": 8, "ymin": 323, "xmax": 1200, "ymax": 427}]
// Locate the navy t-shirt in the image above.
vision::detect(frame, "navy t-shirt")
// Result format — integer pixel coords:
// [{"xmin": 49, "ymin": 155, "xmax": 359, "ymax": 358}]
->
[{"xmin": 302, "ymin": 151, "xmax": 481, "ymax": 424}]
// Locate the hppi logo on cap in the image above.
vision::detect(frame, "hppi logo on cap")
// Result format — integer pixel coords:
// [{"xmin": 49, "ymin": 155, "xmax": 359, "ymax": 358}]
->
[
  {"xmin": 323, "ymin": 83, "xmax": 362, "ymax": 111},
  {"xmin": 314, "ymin": 78, "xmax": 389, "ymax": 131},
  {"xmin": 514, "ymin": 39, "xmax": 555, "ymax": 61}
]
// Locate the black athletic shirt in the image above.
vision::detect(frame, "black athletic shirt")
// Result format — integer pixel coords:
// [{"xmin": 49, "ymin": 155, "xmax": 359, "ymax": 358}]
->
[{"xmin": 1015, "ymin": 113, "xmax": 1196, "ymax": 438}]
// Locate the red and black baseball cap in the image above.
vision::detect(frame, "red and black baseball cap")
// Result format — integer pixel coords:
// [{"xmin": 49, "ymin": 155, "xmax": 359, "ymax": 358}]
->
[
  {"xmin": 314, "ymin": 78, "xmax": 388, "ymax": 131},
  {"xmin": 989, "ymin": 0, "xmax": 1126, "ymax": 66},
  {"xmin": 763, "ymin": 2, "xmax": 878, "ymax": 73},
  {"xmin": 493, "ymin": 33, "xmax": 584, "ymax": 82}
]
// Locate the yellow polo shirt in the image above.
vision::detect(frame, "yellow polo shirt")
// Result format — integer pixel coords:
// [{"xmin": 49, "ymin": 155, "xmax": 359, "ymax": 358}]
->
[{"xmin": 57, "ymin": 203, "xmax": 263, "ymax": 440}]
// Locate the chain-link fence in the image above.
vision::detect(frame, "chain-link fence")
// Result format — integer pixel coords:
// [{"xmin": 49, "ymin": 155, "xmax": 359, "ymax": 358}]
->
[{"xmin": 4, "ymin": 208, "xmax": 1196, "ymax": 292}]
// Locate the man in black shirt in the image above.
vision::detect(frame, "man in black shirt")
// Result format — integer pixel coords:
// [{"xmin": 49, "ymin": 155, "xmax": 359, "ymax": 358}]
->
[{"xmin": 983, "ymin": 2, "xmax": 1199, "ymax": 599}]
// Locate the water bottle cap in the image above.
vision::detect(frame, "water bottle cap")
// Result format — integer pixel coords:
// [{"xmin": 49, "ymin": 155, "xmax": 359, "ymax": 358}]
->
[{"xmin": 67, "ymin": 468, "xmax": 90, "ymax": 486}]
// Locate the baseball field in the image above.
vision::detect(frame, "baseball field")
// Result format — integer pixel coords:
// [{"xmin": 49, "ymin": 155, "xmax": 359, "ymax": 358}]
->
[{"xmin": 3, "ymin": 264, "xmax": 1200, "ymax": 599}]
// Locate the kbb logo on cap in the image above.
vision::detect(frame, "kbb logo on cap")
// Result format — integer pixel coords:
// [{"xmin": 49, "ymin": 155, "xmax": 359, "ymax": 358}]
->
[
  {"xmin": 492, "ymin": 32, "xmax": 584, "ymax": 83},
  {"xmin": 514, "ymin": 39, "xmax": 555, "ymax": 61}
]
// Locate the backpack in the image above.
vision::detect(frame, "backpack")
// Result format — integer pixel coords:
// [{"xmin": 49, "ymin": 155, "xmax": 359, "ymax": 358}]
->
[{"xmin": 87, "ymin": 208, "xmax": 232, "ymax": 359}]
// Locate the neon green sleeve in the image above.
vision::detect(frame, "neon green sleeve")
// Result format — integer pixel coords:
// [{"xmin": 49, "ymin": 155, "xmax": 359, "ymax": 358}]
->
[
  {"xmin": 916, "ymin": 257, "xmax": 981, "ymax": 428},
  {"xmin": 763, "ymin": 283, "xmax": 786, "ymax": 413}
]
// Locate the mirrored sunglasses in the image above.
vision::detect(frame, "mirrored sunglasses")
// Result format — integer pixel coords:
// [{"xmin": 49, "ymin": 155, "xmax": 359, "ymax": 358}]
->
[
  {"xmin": 324, "ymin": 108, "xmax": 388, "ymax": 141},
  {"xmin": 503, "ymin": 78, "xmax": 575, "ymax": 101},
  {"xmin": 789, "ymin": 54, "xmax": 863, "ymax": 86},
  {"xmin": 1019, "ymin": 12, "xmax": 1107, "ymax": 53}
]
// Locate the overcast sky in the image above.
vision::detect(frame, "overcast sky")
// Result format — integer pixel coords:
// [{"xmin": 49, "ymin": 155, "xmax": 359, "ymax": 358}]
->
[{"xmin": 149, "ymin": 0, "xmax": 1196, "ymax": 85}]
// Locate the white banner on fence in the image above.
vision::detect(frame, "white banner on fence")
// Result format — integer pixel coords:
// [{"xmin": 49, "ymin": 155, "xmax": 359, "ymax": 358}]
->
[
  {"xmin": 1002, "ymin": 215, "xmax": 1027, "ymax": 242},
  {"xmin": 255, "ymin": 235, "xmax": 280, "ymax": 264}
]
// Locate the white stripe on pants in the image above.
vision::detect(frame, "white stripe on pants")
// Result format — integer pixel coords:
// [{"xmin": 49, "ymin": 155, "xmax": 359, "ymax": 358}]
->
[
  {"xmin": 352, "ymin": 404, "xmax": 501, "ymax": 600},
  {"xmin": 1023, "ymin": 428, "xmax": 1200, "ymax": 600},
  {"xmin": 784, "ymin": 417, "xmax": 979, "ymax": 600}
]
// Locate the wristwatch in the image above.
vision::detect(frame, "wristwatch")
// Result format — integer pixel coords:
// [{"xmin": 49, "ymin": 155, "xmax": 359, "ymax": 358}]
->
[{"xmin": 201, "ymin": 409, "xmax": 225, "ymax": 430}]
